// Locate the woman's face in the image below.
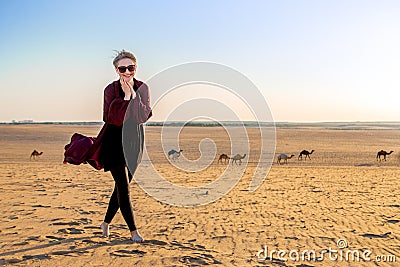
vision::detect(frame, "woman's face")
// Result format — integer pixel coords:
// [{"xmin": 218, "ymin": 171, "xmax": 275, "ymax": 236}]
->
[{"xmin": 115, "ymin": 58, "xmax": 136, "ymax": 82}]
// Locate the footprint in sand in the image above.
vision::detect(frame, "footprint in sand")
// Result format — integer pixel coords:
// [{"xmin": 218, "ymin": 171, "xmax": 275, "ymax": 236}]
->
[
  {"xmin": 27, "ymin": 236, "xmax": 41, "ymax": 241},
  {"xmin": 110, "ymin": 249, "xmax": 147, "ymax": 257},
  {"xmin": 180, "ymin": 254, "xmax": 222, "ymax": 265},
  {"xmin": 51, "ymin": 250, "xmax": 73, "ymax": 256},
  {"xmin": 32, "ymin": 204, "xmax": 51, "ymax": 208},
  {"xmin": 83, "ymin": 225, "xmax": 99, "ymax": 229},
  {"xmin": 78, "ymin": 218, "xmax": 92, "ymax": 224},
  {"xmin": 145, "ymin": 239, "xmax": 167, "ymax": 246},
  {"xmin": 45, "ymin": 235, "xmax": 66, "ymax": 241},
  {"xmin": 52, "ymin": 221, "xmax": 80, "ymax": 226},
  {"xmin": 2, "ymin": 258, "xmax": 23, "ymax": 265},
  {"xmin": 78, "ymin": 210, "xmax": 95, "ymax": 215},
  {"xmin": 57, "ymin": 228, "xmax": 84, "ymax": 234},
  {"xmin": 360, "ymin": 232, "xmax": 391, "ymax": 238},
  {"xmin": 12, "ymin": 241, "xmax": 29, "ymax": 246},
  {"xmin": 82, "ymin": 239, "xmax": 99, "ymax": 244},
  {"xmin": 22, "ymin": 254, "xmax": 51, "ymax": 261},
  {"xmin": 34, "ymin": 189, "xmax": 46, "ymax": 192}
]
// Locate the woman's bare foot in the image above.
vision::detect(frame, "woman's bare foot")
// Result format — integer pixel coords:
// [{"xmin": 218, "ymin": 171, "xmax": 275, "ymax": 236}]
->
[
  {"xmin": 100, "ymin": 222, "xmax": 109, "ymax": 237},
  {"xmin": 131, "ymin": 230, "xmax": 144, "ymax": 243}
]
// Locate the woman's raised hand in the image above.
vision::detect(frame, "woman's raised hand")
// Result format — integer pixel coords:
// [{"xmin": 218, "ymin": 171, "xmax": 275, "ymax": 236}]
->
[{"xmin": 120, "ymin": 78, "xmax": 136, "ymax": 100}]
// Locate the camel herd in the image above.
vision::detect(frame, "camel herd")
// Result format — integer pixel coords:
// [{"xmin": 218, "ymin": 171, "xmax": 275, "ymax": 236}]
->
[
  {"xmin": 167, "ymin": 149, "xmax": 248, "ymax": 165},
  {"xmin": 276, "ymin": 149, "xmax": 315, "ymax": 165},
  {"xmin": 166, "ymin": 148, "xmax": 395, "ymax": 166},
  {"xmin": 275, "ymin": 149, "xmax": 395, "ymax": 165},
  {"xmin": 217, "ymin": 153, "xmax": 247, "ymax": 165}
]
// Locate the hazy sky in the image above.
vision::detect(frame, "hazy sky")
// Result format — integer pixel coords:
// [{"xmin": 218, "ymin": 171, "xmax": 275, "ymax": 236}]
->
[{"xmin": 0, "ymin": 0, "xmax": 399, "ymax": 122}]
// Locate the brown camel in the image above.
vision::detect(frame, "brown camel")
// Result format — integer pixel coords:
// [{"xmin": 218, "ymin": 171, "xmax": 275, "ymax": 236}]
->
[
  {"xmin": 298, "ymin": 150, "xmax": 314, "ymax": 160},
  {"xmin": 231, "ymin": 154, "xmax": 246, "ymax": 165},
  {"xmin": 277, "ymin": 154, "xmax": 295, "ymax": 165},
  {"xmin": 30, "ymin": 150, "xmax": 43, "ymax": 160},
  {"xmin": 376, "ymin": 150, "xmax": 394, "ymax": 161},
  {"xmin": 218, "ymin": 154, "xmax": 230, "ymax": 164}
]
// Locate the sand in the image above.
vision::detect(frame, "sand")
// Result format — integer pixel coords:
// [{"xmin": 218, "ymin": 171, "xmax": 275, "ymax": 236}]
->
[{"xmin": 0, "ymin": 124, "xmax": 399, "ymax": 266}]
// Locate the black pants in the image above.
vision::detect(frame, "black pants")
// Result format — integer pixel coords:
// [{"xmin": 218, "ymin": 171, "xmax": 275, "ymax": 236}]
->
[{"xmin": 104, "ymin": 165, "xmax": 136, "ymax": 232}]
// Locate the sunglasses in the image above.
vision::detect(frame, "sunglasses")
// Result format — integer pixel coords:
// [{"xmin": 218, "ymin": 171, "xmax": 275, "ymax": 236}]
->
[{"xmin": 117, "ymin": 65, "xmax": 135, "ymax": 73}]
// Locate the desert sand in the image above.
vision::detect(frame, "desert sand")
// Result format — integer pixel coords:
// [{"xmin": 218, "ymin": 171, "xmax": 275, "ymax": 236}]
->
[{"xmin": 0, "ymin": 124, "xmax": 399, "ymax": 266}]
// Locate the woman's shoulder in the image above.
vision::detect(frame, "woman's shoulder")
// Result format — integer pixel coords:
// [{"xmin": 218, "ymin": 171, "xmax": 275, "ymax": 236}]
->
[
  {"xmin": 134, "ymin": 79, "xmax": 150, "ymax": 92},
  {"xmin": 104, "ymin": 80, "xmax": 120, "ymax": 95},
  {"xmin": 134, "ymin": 78, "xmax": 145, "ymax": 87}
]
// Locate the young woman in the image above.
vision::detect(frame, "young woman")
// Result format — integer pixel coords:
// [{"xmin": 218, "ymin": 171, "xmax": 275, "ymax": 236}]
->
[{"xmin": 100, "ymin": 50, "xmax": 152, "ymax": 242}]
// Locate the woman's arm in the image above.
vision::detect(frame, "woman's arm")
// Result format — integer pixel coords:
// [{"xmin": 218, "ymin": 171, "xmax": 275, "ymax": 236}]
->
[
  {"xmin": 103, "ymin": 84, "xmax": 114, "ymax": 123},
  {"xmin": 103, "ymin": 82, "xmax": 130, "ymax": 126},
  {"xmin": 131, "ymin": 82, "xmax": 152, "ymax": 124}
]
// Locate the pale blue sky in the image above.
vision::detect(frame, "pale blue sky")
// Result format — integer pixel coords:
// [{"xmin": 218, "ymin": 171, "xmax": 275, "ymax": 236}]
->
[{"xmin": 0, "ymin": 0, "xmax": 399, "ymax": 122}]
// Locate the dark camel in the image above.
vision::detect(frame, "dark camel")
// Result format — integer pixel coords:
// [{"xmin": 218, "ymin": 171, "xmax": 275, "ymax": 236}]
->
[
  {"xmin": 30, "ymin": 150, "xmax": 43, "ymax": 160},
  {"xmin": 298, "ymin": 150, "xmax": 314, "ymax": 160},
  {"xmin": 376, "ymin": 150, "xmax": 394, "ymax": 161},
  {"xmin": 218, "ymin": 154, "xmax": 230, "ymax": 164}
]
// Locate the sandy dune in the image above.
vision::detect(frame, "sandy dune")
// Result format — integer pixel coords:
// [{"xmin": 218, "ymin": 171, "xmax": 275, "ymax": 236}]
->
[{"xmin": 0, "ymin": 124, "xmax": 399, "ymax": 266}]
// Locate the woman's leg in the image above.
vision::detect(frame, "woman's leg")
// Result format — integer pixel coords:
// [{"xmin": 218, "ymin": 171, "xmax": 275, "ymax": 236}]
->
[
  {"xmin": 101, "ymin": 165, "xmax": 142, "ymax": 241},
  {"xmin": 109, "ymin": 165, "xmax": 136, "ymax": 232},
  {"xmin": 104, "ymin": 186, "xmax": 119, "ymax": 224},
  {"xmin": 103, "ymin": 167, "xmax": 134, "ymax": 224}
]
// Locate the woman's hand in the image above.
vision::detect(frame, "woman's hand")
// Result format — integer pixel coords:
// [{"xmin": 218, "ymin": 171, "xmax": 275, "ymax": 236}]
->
[{"xmin": 120, "ymin": 78, "xmax": 136, "ymax": 100}]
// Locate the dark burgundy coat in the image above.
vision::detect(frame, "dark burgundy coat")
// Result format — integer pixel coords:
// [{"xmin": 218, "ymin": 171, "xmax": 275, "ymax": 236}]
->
[{"xmin": 63, "ymin": 78, "xmax": 152, "ymax": 170}]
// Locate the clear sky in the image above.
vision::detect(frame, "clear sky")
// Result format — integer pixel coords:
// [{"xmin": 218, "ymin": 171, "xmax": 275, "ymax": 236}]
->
[{"xmin": 0, "ymin": 0, "xmax": 399, "ymax": 122}]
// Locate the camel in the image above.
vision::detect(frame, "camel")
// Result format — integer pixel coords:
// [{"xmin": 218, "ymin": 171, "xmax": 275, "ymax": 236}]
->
[
  {"xmin": 168, "ymin": 149, "xmax": 181, "ymax": 156},
  {"xmin": 231, "ymin": 154, "xmax": 246, "ymax": 165},
  {"xmin": 30, "ymin": 150, "xmax": 43, "ymax": 160},
  {"xmin": 376, "ymin": 150, "xmax": 394, "ymax": 161},
  {"xmin": 218, "ymin": 154, "xmax": 230, "ymax": 164},
  {"xmin": 277, "ymin": 154, "xmax": 295, "ymax": 165},
  {"xmin": 298, "ymin": 150, "xmax": 314, "ymax": 160},
  {"xmin": 168, "ymin": 149, "xmax": 183, "ymax": 161}
]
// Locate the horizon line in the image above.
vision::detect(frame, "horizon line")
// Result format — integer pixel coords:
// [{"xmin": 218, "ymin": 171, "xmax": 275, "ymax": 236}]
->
[{"xmin": 2, "ymin": 120, "xmax": 400, "ymax": 124}]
